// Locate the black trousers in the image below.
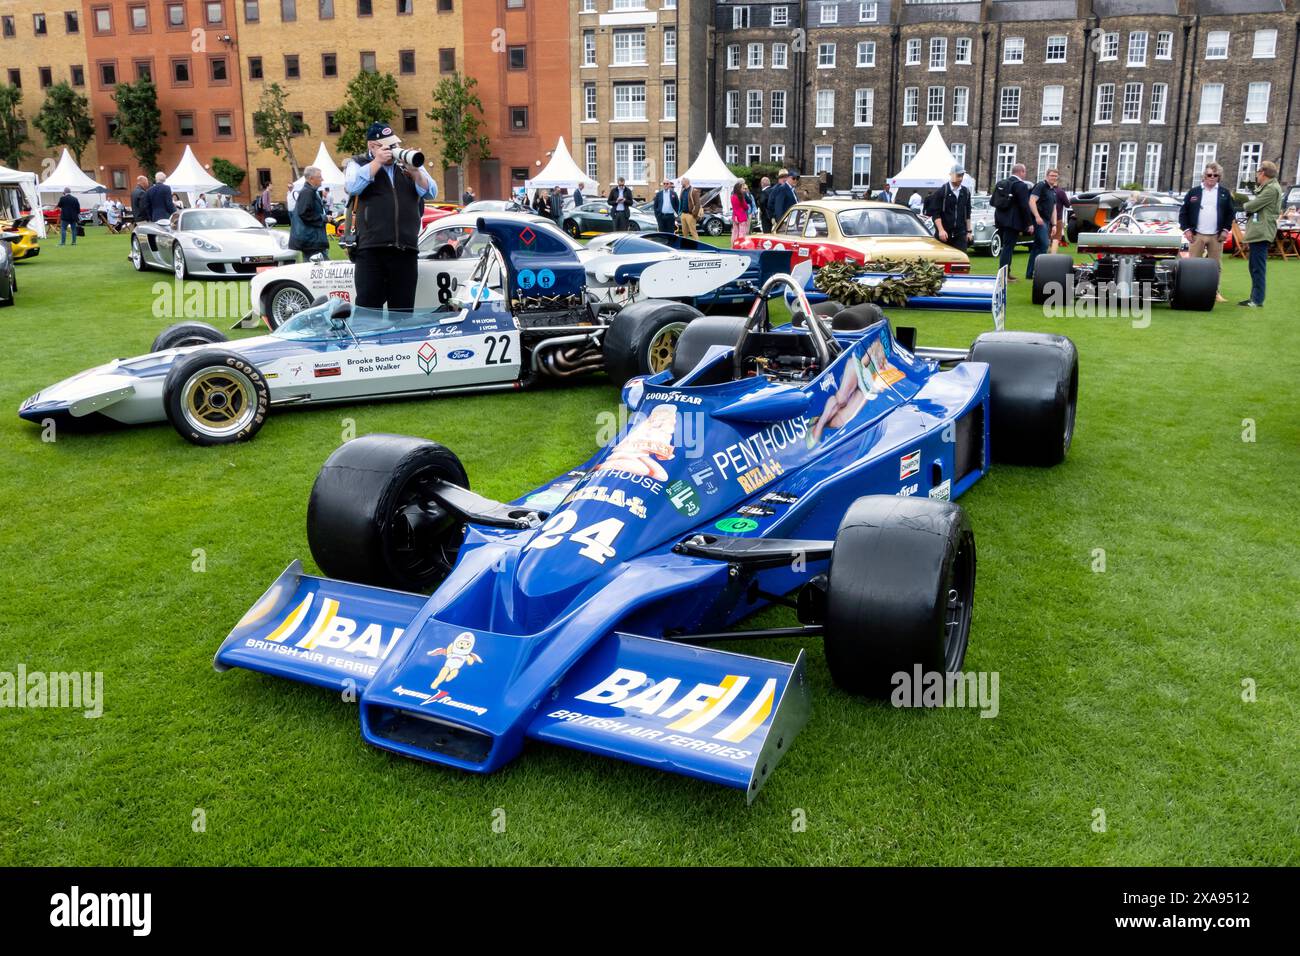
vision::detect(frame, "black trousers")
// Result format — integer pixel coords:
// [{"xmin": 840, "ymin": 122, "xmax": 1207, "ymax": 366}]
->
[
  {"xmin": 353, "ymin": 247, "xmax": 419, "ymax": 311},
  {"xmin": 655, "ymin": 214, "xmax": 677, "ymax": 233},
  {"xmin": 611, "ymin": 211, "xmax": 630, "ymax": 232}
]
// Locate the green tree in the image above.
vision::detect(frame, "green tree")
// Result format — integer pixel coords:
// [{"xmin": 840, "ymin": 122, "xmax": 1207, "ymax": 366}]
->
[
  {"xmin": 211, "ymin": 157, "xmax": 246, "ymax": 193},
  {"xmin": 332, "ymin": 71, "xmax": 400, "ymax": 157},
  {"xmin": 252, "ymin": 82, "xmax": 308, "ymax": 180},
  {"xmin": 32, "ymin": 82, "xmax": 94, "ymax": 164},
  {"xmin": 112, "ymin": 79, "xmax": 164, "ymax": 175},
  {"xmin": 0, "ymin": 84, "xmax": 27, "ymax": 168},
  {"xmin": 426, "ymin": 73, "xmax": 490, "ymax": 184}
]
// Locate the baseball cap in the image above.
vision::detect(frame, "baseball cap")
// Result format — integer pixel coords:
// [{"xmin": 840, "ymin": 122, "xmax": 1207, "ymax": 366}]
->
[
  {"xmin": 365, "ymin": 122, "xmax": 400, "ymax": 147},
  {"xmin": 950, "ymin": 163, "xmax": 966, "ymax": 175}
]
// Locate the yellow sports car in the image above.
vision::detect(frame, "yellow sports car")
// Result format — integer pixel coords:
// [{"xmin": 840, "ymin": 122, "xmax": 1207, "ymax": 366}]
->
[
  {"xmin": 736, "ymin": 199, "xmax": 969, "ymax": 272},
  {"xmin": 0, "ymin": 218, "xmax": 40, "ymax": 260}
]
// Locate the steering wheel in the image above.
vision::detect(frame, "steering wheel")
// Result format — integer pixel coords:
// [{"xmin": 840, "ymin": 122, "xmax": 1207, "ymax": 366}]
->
[{"xmin": 733, "ymin": 274, "xmax": 836, "ymax": 379}]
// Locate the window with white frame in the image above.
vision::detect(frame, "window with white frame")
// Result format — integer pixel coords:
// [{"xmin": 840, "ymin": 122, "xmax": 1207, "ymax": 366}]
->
[
  {"xmin": 733, "ymin": 5, "xmax": 750, "ymax": 29},
  {"xmin": 852, "ymin": 145, "xmax": 872, "ymax": 187},
  {"xmin": 927, "ymin": 86, "xmax": 944, "ymax": 125},
  {"xmin": 816, "ymin": 89, "xmax": 835, "ymax": 127},
  {"xmin": 818, "ymin": 43, "xmax": 836, "ymax": 68},
  {"xmin": 746, "ymin": 90, "xmax": 762, "ymax": 126},
  {"xmin": 1239, "ymin": 142, "xmax": 1262, "ymax": 184},
  {"xmin": 726, "ymin": 45, "xmax": 740, "ymax": 70},
  {"xmin": 613, "ymin": 29, "xmax": 647, "ymax": 66},
  {"xmin": 1089, "ymin": 143, "xmax": 1109, "ymax": 189},
  {"xmin": 583, "ymin": 30, "xmax": 596, "ymax": 67},
  {"xmin": 952, "ymin": 87, "xmax": 969, "ymax": 125},
  {"xmin": 746, "ymin": 144, "xmax": 760, "ymax": 166},
  {"xmin": 771, "ymin": 90, "xmax": 786, "ymax": 126},
  {"xmin": 955, "ymin": 37, "xmax": 971, "ymax": 64},
  {"xmin": 1037, "ymin": 143, "xmax": 1058, "ymax": 181},
  {"xmin": 999, "ymin": 86, "xmax": 1020, "ymax": 125},
  {"xmin": 1100, "ymin": 32, "xmax": 1119, "ymax": 61},
  {"xmin": 859, "ymin": 2, "xmax": 877, "ymax": 22},
  {"xmin": 903, "ymin": 87, "xmax": 919, "ymax": 125},
  {"xmin": 1095, "ymin": 83, "xmax": 1115, "ymax": 123},
  {"xmin": 613, "ymin": 83, "xmax": 646, "ymax": 120},
  {"xmin": 1205, "ymin": 31, "xmax": 1228, "ymax": 59},
  {"xmin": 1253, "ymin": 29, "xmax": 1277, "ymax": 58},
  {"xmin": 663, "ymin": 81, "xmax": 676, "ymax": 120},
  {"xmin": 663, "ymin": 27, "xmax": 676, "ymax": 64},
  {"xmin": 748, "ymin": 43, "xmax": 764, "ymax": 69},
  {"xmin": 1155, "ymin": 31, "xmax": 1172, "ymax": 58},
  {"xmin": 1041, "ymin": 85, "xmax": 1063, "ymax": 124},
  {"xmin": 770, "ymin": 144, "xmax": 785, "ymax": 163},
  {"xmin": 771, "ymin": 5, "xmax": 789, "ymax": 27},
  {"xmin": 1149, "ymin": 83, "xmax": 1167, "ymax": 123},
  {"xmin": 930, "ymin": 37, "xmax": 947, "ymax": 71},
  {"xmin": 1245, "ymin": 82, "xmax": 1269, "ymax": 123},
  {"xmin": 664, "ymin": 139, "xmax": 677, "ymax": 180},
  {"xmin": 906, "ymin": 39, "xmax": 921, "ymax": 65},
  {"xmin": 1143, "ymin": 143, "xmax": 1161, "ymax": 190},
  {"xmin": 725, "ymin": 144, "xmax": 738, "ymax": 164},
  {"xmin": 996, "ymin": 144, "xmax": 1016, "ymax": 181},
  {"xmin": 1122, "ymin": 83, "xmax": 1142, "ymax": 122},
  {"xmin": 584, "ymin": 83, "xmax": 597, "ymax": 122},
  {"xmin": 581, "ymin": 0, "xmax": 595, "ymax": 11},
  {"xmin": 814, "ymin": 144, "xmax": 833, "ymax": 174},
  {"xmin": 1116, "ymin": 141, "xmax": 1138, "ymax": 186},
  {"xmin": 611, "ymin": 0, "xmax": 643, "ymax": 7},
  {"xmin": 614, "ymin": 140, "xmax": 646, "ymax": 183},
  {"xmin": 1193, "ymin": 142, "xmax": 1217, "ymax": 173},
  {"xmin": 857, "ymin": 41, "xmax": 876, "ymax": 67},
  {"xmin": 1046, "ymin": 35, "xmax": 1066, "ymax": 63},
  {"xmin": 902, "ymin": 143, "xmax": 918, "ymax": 167},
  {"xmin": 820, "ymin": 3, "xmax": 837, "ymax": 24},
  {"xmin": 1003, "ymin": 37, "xmax": 1024, "ymax": 64},
  {"xmin": 585, "ymin": 140, "xmax": 597, "ymax": 181},
  {"xmin": 726, "ymin": 90, "xmax": 739, "ymax": 127},
  {"xmin": 1198, "ymin": 83, "xmax": 1223, "ymax": 124},
  {"xmin": 1127, "ymin": 31, "xmax": 1147, "ymax": 66},
  {"xmin": 854, "ymin": 88, "xmax": 874, "ymax": 126},
  {"xmin": 950, "ymin": 143, "xmax": 966, "ymax": 170},
  {"xmin": 773, "ymin": 43, "xmax": 788, "ymax": 68}
]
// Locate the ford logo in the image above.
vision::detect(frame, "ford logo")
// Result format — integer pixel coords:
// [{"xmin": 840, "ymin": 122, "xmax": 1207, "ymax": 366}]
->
[{"xmin": 448, "ymin": 349, "xmax": 474, "ymax": 361}]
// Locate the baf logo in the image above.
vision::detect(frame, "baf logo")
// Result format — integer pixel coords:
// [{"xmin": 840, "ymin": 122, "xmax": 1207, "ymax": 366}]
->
[
  {"xmin": 1038, "ymin": 273, "xmax": 1153, "ymax": 328},
  {"xmin": 50, "ymin": 886, "xmax": 151, "ymax": 936},
  {"xmin": 891, "ymin": 666, "xmax": 1000, "ymax": 718}
]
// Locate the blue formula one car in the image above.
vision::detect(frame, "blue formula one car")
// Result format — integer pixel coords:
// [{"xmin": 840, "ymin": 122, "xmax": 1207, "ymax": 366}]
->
[{"xmin": 214, "ymin": 274, "xmax": 1078, "ymax": 800}]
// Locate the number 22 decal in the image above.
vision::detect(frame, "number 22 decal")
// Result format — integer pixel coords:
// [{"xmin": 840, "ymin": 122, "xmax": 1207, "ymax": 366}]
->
[
  {"xmin": 524, "ymin": 512, "xmax": 624, "ymax": 564},
  {"xmin": 484, "ymin": 334, "xmax": 512, "ymax": 365}
]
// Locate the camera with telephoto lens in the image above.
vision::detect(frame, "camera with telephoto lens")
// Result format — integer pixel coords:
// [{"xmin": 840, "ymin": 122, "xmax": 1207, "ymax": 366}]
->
[{"xmin": 392, "ymin": 147, "xmax": 425, "ymax": 168}]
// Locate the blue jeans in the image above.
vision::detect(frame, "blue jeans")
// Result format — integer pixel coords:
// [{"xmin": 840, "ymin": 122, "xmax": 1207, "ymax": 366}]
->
[
  {"xmin": 1025, "ymin": 222, "xmax": 1050, "ymax": 278},
  {"xmin": 1248, "ymin": 241, "xmax": 1268, "ymax": 305},
  {"xmin": 60, "ymin": 221, "xmax": 76, "ymax": 245}
]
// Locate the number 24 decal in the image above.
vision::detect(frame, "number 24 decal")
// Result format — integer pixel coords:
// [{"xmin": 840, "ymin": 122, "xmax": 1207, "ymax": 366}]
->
[{"xmin": 524, "ymin": 513, "xmax": 624, "ymax": 564}]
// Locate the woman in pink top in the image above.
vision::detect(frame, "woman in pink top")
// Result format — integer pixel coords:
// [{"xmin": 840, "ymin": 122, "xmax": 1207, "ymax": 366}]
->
[{"xmin": 730, "ymin": 183, "xmax": 751, "ymax": 244}]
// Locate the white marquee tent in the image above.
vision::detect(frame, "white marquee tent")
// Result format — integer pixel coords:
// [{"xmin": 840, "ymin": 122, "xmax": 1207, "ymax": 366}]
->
[
  {"xmin": 0, "ymin": 165, "xmax": 46, "ymax": 236},
  {"xmin": 524, "ymin": 138, "xmax": 598, "ymax": 195},
  {"xmin": 37, "ymin": 148, "xmax": 107, "ymax": 209},
  {"xmin": 288, "ymin": 142, "xmax": 348, "ymax": 207},
  {"xmin": 163, "ymin": 145, "xmax": 226, "ymax": 204},
  {"xmin": 888, "ymin": 126, "xmax": 975, "ymax": 193},
  {"xmin": 675, "ymin": 133, "xmax": 741, "ymax": 191}
]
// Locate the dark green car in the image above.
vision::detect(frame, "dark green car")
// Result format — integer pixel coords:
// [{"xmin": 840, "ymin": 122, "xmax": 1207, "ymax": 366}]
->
[{"xmin": 564, "ymin": 200, "xmax": 659, "ymax": 238}]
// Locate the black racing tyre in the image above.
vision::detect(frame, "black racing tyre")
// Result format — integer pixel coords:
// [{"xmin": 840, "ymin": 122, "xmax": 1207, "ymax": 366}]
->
[
  {"xmin": 1172, "ymin": 256, "xmax": 1219, "ymax": 311},
  {"xmin": 669, "ymin": 314, "xmax": 748, "ymax": 380},
  {"xmin": 307, "ymin": 434, "xmax": 469, "ymax": 591},
  {"xmin": 970, "ymin": 331, "xmax": 1079, "ymax": 467},
  {"xmin": 601, "ymin": 299, "xmax": 704, "ymax": 385},
  {"xmin": 825, "ymin": 496, "xmax": 976, "ymax": 699},
  {"xmin": 163, "ymin": 349, "xmax": 270, "ymax": 446},
  {"xmin": 1030, "ymin": 254, "xmax": 1075, "ymax": 306},
  {"xmin": 129, "ymin": 233, "xmax": 146, "ymax": 271},
  {"xmin": 705, "ymin": 217, "xmax": 725, "ymax": 237},
  {"xmin": 151, "ymin": 321, "xmax": 228, "ymax": 352},
  {"xmin": 832, "ymin": 302, "xmax": 885, "ymax": 331}
]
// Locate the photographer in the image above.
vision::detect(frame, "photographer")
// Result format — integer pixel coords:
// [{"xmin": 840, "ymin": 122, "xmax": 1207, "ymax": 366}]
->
[
  {"xmin": 343, "ymin": 121, "xmax": 438, "ymax": 311},
  {"xmin": 1239, "ymin": 160, "xmax": 1283, "ymax": 308}
]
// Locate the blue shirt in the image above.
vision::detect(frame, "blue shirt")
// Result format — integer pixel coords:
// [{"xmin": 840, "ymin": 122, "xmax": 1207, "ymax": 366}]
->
[{"xmin": 345, "ymin": 157, "xmax": 438, "ymax": 200}]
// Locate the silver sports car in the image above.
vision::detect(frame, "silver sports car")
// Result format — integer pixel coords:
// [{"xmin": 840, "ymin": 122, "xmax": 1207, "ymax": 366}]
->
[{"xmin": 129, "ymin": 207, "xmax": 296, "ymax": 279}]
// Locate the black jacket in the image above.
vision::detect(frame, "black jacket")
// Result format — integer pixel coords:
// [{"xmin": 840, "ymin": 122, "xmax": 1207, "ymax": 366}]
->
[
  {"xmin": 993, "ymin": 178, "xmax": 1033, "ymax": 233},
  {"xmin": 55, "ymin": 194, "xmax": 80, "ymax": 225},
  {"xmin": 1179, "ymin": 184, "xmax": 1236, "ymax": 236},
  {"xmin": 767, "ymin": 182, "xmax": 797, "ymax": 225},
  {"xmin": 349, "ymin": 154, "xmax": 423, "ymax": 252},
  {"xmin": 652, "ymin": 189, "xmax": 679, "ymax": 217},
  {"xmin": 289, "ymin": 185, "xmax": 328, "ymax": 252},
  {"xmin": 144, "ymin": 183, "xmax": 175, "ymax": 222},
  {"xmin": 923, "ymin": 183, "xmax": 971, "ymax": 236},
  {"xmin": 130, "ymin": 185, "xmax": 148, "ymax": 220},
  {"xmin": 607, "ymin": 186, "xmax": 633, "ymax": 212}
]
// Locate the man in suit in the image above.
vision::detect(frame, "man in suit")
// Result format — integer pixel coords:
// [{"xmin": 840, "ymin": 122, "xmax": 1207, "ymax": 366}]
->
[
  {"xmin": 757, "ymin": 176, "xmax": 773, "ymax": 233},
  {"xmin": 129, "ymin": 176, "xmax": 149, "ymax": 226},
  {"xmin": 653, "ymin": 179, "xmax": 679, "ymax": 233},
  {"xmin": 145, "ymin": 172, "xmax": 176, "ymax": 222},
  {"xmin": 678, "ymin": 178, "xmax": 700, "ymax": 238},
  {"xmin": 993, "ymin": 164, "xmax": 1032, "ymax": 280},
  {"xmin": 571, "ymin": 185, "xmax": 584, "ymax": 208},
  {"xmin": 924, "ymin": 164, "xmax": 972, "ymax": 253},
  {"xmin": 766, "ymin": 170, "xmax": 798, "ymax": 229},
  {"xmin": 607, "ymin": 177, "xmax": 634, "ymax": 232},
  {"xmin": 1179, "ymin": 161, "xmax": 1234, "ymax": 303}
]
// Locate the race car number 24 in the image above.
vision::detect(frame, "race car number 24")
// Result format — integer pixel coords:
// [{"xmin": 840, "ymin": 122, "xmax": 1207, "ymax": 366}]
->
[{"xmin": 524, "ymin": 513, "xmax": 624, "ymax": 564}]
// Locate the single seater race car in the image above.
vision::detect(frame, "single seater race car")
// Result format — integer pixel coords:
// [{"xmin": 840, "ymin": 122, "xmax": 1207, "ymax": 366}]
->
[
  {"xmin": 19, "ymin": 216, "xmax": 752, "ymax": 445},
  {"xmin": 130, "ymin": 207, "xmax": 296, "ymax": 279},
  {"xmin": 213, "ymin": 272, "xmax": 1079, "ymax": 800},
  {"xmin": 1031, "ymin": 232, "xmax": 1218, "ymax": 311}
]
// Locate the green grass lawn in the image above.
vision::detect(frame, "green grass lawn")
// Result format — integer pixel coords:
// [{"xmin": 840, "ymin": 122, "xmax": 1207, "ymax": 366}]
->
[{"xmin": 1, "ymin": 229, "xmax": 1296, "ymax": 865}]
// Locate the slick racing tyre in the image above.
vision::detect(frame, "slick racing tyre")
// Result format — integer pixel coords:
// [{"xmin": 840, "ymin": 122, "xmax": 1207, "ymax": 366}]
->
[
  {"xmin": 670, "ymin": 314, "xmax": 747, "ymax": 380},
  {"xmin": 308, "ymin": 434, "xmax": 470, "ymax": 591},
  {"xmin": 824, "ymin": 496, "xmax": 976, "ymax": 699},
  {"xmin": 163, "ymin": 349, "xmax": 270, "ymax": 446},
  {"xmin": 602, "ymin": 299, "xmax": 704, "ymax": 385},
  {"xmin": 1030, "ymin": 254, "xmax": 1074, "ymax": 306},
  {"xmin": 970, "ymin": 331, "xmax": 1079, "ymax": 467},
  {"xmin": 1172, "ymin": 257, "xmax": 1219, "ymax": 311},
  {"xmin": 151, "ymin": 321, "xmax": 228, "ymax": 352}
]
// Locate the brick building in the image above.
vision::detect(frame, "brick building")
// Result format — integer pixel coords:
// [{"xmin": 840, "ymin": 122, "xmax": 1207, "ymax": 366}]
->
[{"xmin": 715, "ymin": 0, "xmax": 1300, "ymax": 194}]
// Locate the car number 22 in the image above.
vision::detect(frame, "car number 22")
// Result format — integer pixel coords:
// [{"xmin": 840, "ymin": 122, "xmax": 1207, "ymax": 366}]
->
[
  {"xmin": 483, "ymin": 334, "xmax": 513, "ymax": 365},
  {"xmin": 524, "ymin": 512, "xmax": 625, "ymax": 564}
]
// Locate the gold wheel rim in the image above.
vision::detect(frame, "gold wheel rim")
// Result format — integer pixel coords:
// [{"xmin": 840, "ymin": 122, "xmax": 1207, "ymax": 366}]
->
[
  {"xmin": 647, "ymin": 322, "xmax": 688, "ymax": 374},
  {"xmin": 182, "ymin": 368, "xmax": 256, "ymax": 437}
]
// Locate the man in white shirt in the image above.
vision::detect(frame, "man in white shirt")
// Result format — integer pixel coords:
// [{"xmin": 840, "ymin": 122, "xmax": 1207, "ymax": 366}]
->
[{"xmin": 1179, "ymin": 161, "xmax": 1232, "ymax": 302}]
